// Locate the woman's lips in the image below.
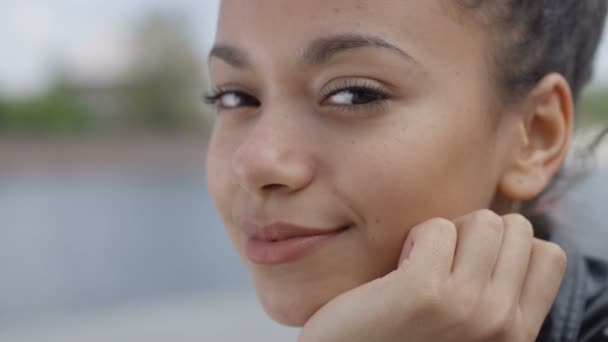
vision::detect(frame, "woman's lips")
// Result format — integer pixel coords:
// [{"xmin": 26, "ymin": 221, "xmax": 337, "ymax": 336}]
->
[{"xmin": 242, "ymin": 221, "xmax": 350, "ymax": 265}]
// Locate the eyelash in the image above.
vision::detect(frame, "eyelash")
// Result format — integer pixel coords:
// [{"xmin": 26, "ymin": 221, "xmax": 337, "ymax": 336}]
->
[
  {"xmin": 321, "ymin": 79, "xmax": 390, "ymax": 112},
  {"xmin": 203, "ymin": 80, "xmax": 391, "ymax": 114},
  {"xmin": 203, "ymin": 87, "xmax": 259, "ymax": 108}
]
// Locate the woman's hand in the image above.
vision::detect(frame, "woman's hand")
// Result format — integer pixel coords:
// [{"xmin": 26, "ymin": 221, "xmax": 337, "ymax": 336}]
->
[{"xmin": 297, "ymin": 210, "xmax": 567, "ymax": 342}]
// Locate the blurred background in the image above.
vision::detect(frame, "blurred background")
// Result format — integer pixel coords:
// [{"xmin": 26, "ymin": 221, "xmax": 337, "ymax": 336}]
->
[{"xmin": 0, "ymin": 1, "xmax": 606, "ymax": 341}]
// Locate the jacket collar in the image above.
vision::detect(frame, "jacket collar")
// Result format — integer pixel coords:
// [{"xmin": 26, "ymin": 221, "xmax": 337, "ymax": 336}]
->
[{"xmin": 539, "ymin": 225, "xmax": 589, "ymax": 342}]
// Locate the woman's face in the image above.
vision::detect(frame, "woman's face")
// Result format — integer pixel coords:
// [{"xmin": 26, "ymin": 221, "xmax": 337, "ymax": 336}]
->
[{"xmin": 207, "ymin": 0, "xmax": 520, "ymax": 326}]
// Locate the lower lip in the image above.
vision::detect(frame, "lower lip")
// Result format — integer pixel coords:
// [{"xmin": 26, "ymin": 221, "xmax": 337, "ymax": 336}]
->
[{"xmin": 245, "ymin": 227, "xmax": 349, "ymax": 265}]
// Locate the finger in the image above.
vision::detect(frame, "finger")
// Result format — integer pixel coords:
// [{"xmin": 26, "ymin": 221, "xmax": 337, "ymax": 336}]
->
[
  {"xmin": 519, "ymin": 239, "xmax": 567, "ymax": 330},
  {"xmin": 491, "ymin": 214, "xmax": 534, "ymax": 303},
  {"xmin": 402, "ymin": 218, "xmax": 457, "ymax": 279},
  {"xmin": 451, "ymin": 210, "xmax": 504, "ymax": 287}
]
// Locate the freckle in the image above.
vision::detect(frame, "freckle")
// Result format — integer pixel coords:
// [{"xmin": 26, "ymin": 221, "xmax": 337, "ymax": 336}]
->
[{"xmin": 333, "ymin": 7, "xmax": 340, "ymax": 14}]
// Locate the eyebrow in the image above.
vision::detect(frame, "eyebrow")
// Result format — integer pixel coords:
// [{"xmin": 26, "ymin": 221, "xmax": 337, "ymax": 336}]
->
[
  {"xmin": 208, "ymin": 33, "xmax": 416, "ymax": 68},
  {"xmin": 303, "ymin": 33, "xmax": 416, "ymax": 65},
  {"xmin": 208, "ymin": 45, "xmax": 250, "ymax": 68}
]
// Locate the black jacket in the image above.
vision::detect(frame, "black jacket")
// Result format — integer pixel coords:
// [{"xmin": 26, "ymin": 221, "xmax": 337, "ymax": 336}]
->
[{"xmin": 537, "ymin": 224, "xmax": 608, "ymax": 341}]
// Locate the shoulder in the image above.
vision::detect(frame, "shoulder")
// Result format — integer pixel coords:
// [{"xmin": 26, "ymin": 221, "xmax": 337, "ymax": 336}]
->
[
  {"xmin": 577, "ymin": 256, "xmax": 608, "ymax": 341},
  {"xmin": 537, "ymin": 222, "xmax": 608, "ymax": 342}
]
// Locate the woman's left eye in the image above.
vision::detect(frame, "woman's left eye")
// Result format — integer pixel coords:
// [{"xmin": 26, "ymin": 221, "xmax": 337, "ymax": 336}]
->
[{"xmin": 323, "ymin": 86, "xmax": 390, "ymax": 109}]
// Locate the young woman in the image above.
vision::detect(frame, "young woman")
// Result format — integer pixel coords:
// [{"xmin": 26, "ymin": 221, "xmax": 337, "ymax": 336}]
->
[{"xmin": 204, "ymin": 1, "xmax": 608, "ymax": 341}]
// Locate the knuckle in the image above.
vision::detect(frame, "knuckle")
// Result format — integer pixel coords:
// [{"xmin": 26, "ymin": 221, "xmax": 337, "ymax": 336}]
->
[
  {"xmin": 470, "ymin": 209, "xmax": 500, "ymax": 223},
  {"xmin": 416, "ymin": 217, "xmax": 450, "ymax": 230},
  {"xmin": 428, "ymin": 217, "xmax": 455, "ymax": 230},
  {"xmin": 503, "ymin": 213, "xmax": 534, "ymax": 238},
  {"xmin": 469, "ymin": 209, "xmax": 503, "ymax": 233},
  {"xmin": 427, "ymin": 217, "xmax": 457, "ymax": 237},
  {"xmin": 540, "ymin": 241, "xmax": 568, "ymax": 270}
]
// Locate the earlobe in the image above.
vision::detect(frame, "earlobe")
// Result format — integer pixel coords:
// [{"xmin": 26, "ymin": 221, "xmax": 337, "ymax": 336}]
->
[
  {"xmin": 498, "ymin": 73, "xmax": 573, "ymax": 201},
  {"xmin": 499, "ymin": 167, "xmax": 548, "ymax": 201}
]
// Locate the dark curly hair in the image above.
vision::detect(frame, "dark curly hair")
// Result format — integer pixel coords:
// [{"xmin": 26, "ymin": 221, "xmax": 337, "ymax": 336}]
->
[
  {"xmin": 456, "ymin": 0, "xmax": 607, "ymax": 104},
  {"xmin": 455, "ymin": 0, "xmax": 607, "ymax": 236}
]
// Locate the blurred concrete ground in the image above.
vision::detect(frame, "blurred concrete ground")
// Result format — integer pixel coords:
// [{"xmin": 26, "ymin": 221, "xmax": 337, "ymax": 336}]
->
[{"xmin": 0, "ymin": 290, "xmax": 299, "ymax": 342}]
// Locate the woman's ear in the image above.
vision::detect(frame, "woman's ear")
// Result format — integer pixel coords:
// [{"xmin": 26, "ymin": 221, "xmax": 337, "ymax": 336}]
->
[{"xmin": 498, "ymin": 73, "xmax": 574, "ymax": 201}]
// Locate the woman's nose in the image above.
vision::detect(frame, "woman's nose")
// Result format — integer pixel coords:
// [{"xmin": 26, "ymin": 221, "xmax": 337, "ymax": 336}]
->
[{"xmin": 231, "ymin": 120, "xmax": 315, "ymax": 198}]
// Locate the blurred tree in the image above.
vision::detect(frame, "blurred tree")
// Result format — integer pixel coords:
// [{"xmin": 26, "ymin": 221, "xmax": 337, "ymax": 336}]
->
[
  {"xmin": 122, "ymin": 11, "xmax": 212, "ymax": 135},
  {"xmin": 0, "ymin": 76, "xmax": 91, "ymax": 136},
  {"xmin": 579, "ymin": 88, "xmax": 608, "ymax": 125},
  {"xmin": 0, "ymin": 10, "xmax": 213, "ymax": 137}
]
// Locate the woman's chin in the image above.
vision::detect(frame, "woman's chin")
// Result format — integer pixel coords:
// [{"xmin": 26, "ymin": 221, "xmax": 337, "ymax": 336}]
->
[
  {"xmin": 247, "ymin": 242, "xmax": 399, "ymax": 326},
  {"xmin": 256, "ymin": 285, "xmax": 330, "ymax": 327}
]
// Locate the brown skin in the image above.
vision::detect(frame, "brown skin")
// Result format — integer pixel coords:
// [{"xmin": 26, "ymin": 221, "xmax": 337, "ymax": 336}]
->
[{"xmin": 206, "ymin": 0, "xmax": 571, "ymax": 336}]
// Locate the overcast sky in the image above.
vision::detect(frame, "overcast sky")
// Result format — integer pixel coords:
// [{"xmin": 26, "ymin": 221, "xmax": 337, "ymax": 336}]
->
[
  {"xmin": 0, "ymin": 0, "xmax": 220, "ymax": 97},
  {"xmin": 0, "ymin": 0, "xmax": 606, "ymax": 97}
]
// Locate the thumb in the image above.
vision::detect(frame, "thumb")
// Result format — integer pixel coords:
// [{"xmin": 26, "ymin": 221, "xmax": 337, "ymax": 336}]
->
[{"xmin": 398, "ymin": 218, "xmax": 457, "ymax": 276}]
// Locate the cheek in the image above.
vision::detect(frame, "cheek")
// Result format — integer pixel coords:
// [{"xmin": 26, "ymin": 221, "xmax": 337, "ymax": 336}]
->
[
  {"xmin": 206, "ymin": 132, "xmax": 238, "ymax": 230},
  {"xmin": 207, "ymin": 132, "xmax": 254, "ymax": 265},
  {"xmin": 336, "ymin": 145, "xmax": 430, "ymax": 261},
  {"xmin": 337, "ymin": 117, "xmax": 499, "ymax": 251}
]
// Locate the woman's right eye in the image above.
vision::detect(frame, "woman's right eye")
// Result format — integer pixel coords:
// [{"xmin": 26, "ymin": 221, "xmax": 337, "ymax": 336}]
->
[{"xmin": 204, "ymin": 90, "xmax": 260, "ymax": 110}]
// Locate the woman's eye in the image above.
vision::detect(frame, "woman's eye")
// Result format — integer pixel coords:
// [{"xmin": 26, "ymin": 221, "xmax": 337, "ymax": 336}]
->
[
  {"xmin": 325, "ymin": 87, "xmax": 388, "ymax": 107},
  {"xmin": 204, "ymin": 90, "xmax": 260, "ymax": 109}
]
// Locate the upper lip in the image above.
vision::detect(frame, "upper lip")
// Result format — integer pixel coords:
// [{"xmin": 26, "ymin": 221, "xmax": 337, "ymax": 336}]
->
[{"xmin": 242, "ymin": 220, "xmax": 349, "ymax": 241}]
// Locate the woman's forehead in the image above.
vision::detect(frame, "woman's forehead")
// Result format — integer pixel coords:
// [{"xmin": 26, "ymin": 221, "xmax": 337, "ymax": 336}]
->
[
  {"xmin": 213, "ymin": 0, "xmax": 490, "ymax": 78},
  {"xmin": 216, "ymin": 0, "xmax": 454, "ymax": 41}
]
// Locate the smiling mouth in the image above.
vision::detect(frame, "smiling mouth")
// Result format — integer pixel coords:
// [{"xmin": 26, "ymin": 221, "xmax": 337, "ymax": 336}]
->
[{"xmin": 242, "ymin": 222, "xmax": 351, "ymax": 265}]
